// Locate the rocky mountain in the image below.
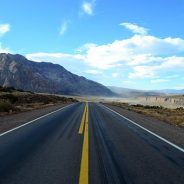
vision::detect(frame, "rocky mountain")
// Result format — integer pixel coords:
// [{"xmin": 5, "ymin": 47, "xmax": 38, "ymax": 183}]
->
[{"xmin": 0, "ymin": 53, "xmax": 114, "ymax": 96}]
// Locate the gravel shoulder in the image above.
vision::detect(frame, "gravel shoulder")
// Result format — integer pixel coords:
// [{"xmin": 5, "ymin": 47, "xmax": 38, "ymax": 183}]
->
[
  {"xmin": 104, "ymin": 104, "xmax": 184, "ymax": 148},
  {"xmin": 0, "ymin": 103, "xmax": 73, "ymax": 134}
]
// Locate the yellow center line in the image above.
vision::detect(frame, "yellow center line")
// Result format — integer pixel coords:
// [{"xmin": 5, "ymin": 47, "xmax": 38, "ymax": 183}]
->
[
  {"xmin": 78, "ymin": 104, "xmax": 87, "ymax": 134},
  {"xmin": 79, "ymin": 102, "xmax": 89, "ymax": 184}
]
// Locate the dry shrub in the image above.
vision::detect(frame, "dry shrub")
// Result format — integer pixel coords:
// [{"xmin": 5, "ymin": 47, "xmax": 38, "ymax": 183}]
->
[
  {"xmin": 0, "ymin": 102, "xmax": 13, "ymax": 112},
  {"xmin": 110, "ymin": 102, "xmax": 184, "ymax": 127}
]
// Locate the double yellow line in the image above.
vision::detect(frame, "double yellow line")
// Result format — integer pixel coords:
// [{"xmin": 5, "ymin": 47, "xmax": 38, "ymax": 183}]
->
[{"xmin": 78, "ymin": 103, "xmax": 89, "ymax": 184}]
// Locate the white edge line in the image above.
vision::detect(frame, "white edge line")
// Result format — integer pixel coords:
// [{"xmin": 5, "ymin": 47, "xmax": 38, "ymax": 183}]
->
[
  {"xmin": 101, "ymin": 104, "xmax": 184, "ymax": 153},
  {"xmin": 0, "ymin": 103, "xmax": 74, "ymax": 137}
]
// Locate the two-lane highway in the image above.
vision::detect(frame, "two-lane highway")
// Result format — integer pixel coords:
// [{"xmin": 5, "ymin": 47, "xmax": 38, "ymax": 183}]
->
[{"xmin": 0, "ymin": 102, "xmax": 184, "ymax": 184}]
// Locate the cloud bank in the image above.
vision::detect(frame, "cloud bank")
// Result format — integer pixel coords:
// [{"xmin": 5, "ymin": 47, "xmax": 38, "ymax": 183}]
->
[{"xmin": 26, "ymin": 22, "xmax": 184, "ymax": 87}]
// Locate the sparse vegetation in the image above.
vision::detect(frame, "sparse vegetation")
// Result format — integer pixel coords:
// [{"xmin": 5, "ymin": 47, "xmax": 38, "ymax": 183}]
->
[
  {"xmin": 0, "ymin": 86, "xmax": 78, "ymax": 114},
  {"xmin": 109, "ymin": 102, "xmax": 184, "ymax": 127},
  {"xmin": 1, "ymin": 94, "xmax": 19, "ymax": 103},
  {"xmin": 0, "ymin": 101, "xmax": 14, "ymax": 112}
]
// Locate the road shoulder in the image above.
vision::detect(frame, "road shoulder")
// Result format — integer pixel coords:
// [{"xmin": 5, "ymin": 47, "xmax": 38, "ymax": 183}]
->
[
  {"xmin": 103, "ymin": 103, "xmax": 184, "ymax": 148},
  {"xmin": 0, "ymin": 103, "xmax": 74, "ymax": 134}
]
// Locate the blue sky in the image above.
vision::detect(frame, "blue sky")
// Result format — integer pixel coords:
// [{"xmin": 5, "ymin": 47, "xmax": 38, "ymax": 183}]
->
[{"xmin": 0, "ymin": 0, "xmax": 184, "ymax": 90}]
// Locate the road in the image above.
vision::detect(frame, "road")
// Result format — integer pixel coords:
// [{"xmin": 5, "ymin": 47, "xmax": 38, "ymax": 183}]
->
[{"xmin": 0, "ymin": 102, "xmax": 184, "ymax": 184}]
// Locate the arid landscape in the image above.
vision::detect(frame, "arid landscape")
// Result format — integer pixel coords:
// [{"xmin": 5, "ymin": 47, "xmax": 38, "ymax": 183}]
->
[
  {"xmin": 0, "ymin": 1, "xmax": 184, "ymax": 183},
  {"xmin": 107, "ymin": 101, "xmax": 184, "ymax": 127},
  {"xmin": 0, "ymin": 86, "xmax": 77, "ymax": 116},
  {"xmin": 1, "ymin": 84, "xmax": 184, "ymax": 129},
  {"xmin": 112, "ymin": 95, "xmax": 184, "ymax": 109}
]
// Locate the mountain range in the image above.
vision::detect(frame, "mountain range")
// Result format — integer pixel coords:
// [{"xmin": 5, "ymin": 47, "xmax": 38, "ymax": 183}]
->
[
  {"xmin": 108, "ymin": 86, "xmax": 184, "ymax": 97},
  {"xmin": 155, "ymin": 89, "xmax": 184, "ymax": 95},
  {"xmin": 108, "ymin": 86, "xmax": 164, "ymax": 98},
  {"xmin": 0, "ymin": 53, "xmax": 114, "ymax": 96},
  {"xmin": 0, "ymin": 53, "xmax": 183, "ymax": 97}
]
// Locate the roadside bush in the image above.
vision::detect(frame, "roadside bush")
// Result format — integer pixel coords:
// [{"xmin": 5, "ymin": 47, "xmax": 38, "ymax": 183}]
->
[
  {"xmin": 0, "ymin": 102, "xmax": 13, "ymax": 112},
  {"xmin": 0, "ymin": 86, "xmax": 16, "ymax": 92},
  {"xmin": 132, "ymin": 104, "xmax": 144, "ymax": 108},
  {"xmin": 176, "ymin": 107, "xmax": 184, "ymax": 111},
  {"xmin": 16, "ymin": 89, "xmax": 24, "ymax": 92},
  {"xmin": 1, "ymin": 94, "xmax": 18, "ymax": 103}
]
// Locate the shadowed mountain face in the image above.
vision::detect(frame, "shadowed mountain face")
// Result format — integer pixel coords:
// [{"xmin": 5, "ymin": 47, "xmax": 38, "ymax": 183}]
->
[{"xmin": 0, "ymin": 53, "xmax": 114, "ymax": 96}]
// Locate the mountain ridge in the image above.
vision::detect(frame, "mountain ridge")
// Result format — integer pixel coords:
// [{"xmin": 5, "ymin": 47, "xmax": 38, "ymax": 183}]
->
[{"xmin": 0, "ymin": 53, "xmax": 114, "ymax": 96}]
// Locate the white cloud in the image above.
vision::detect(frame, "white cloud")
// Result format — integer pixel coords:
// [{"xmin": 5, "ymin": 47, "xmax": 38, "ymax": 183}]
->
[
  {"xmin": 26, "ymin": 52, "xmax": 87, "ymax": 77},
  {"xmin": 59, "ymin": 21, "xmax": 69, "ymax": 36},
  {"xmin": 151, "ymin": 79, "xmax": 169, "ymax": 84},
  {"xmin": 120, "ymin": 22, "xmax": 148, "ymax": 35},
  {"xmin": 0, "ymin": 24, "xmax": 10, "ymax": 36},
  {"xmin": 27, "ymin": 34, "xmax": 184, "ymax": 79},
  {"xmin": 129, "ymin": 56, "xmax": 184, "ymax": 79},
  {"xmin": 26, "ymin": 23, "xmax": 184, "ymax": 86},
  {"xmin": 81, "ymin": 1, "xmax": 95, "ymax": 15},
  {"xmin": 0, "ymin": 23, "xmax": 11, "ymax": 53},
  {"xmin": 112, "ymin": 73, "xmax": 120, "ymax": 78},
  {"xmin": 76, "ymin": 43, "xmax": 97, "ymax": 52},
  {"xmin": 129, "ymin": 65, "xmax": 157, "ymax": 79},
  {"xmin": 26, "ymin": 22, "xmax": 184, "ymax": 72},
  {"xmin": 85, "ymin": 69, "xmax": 103, "ymax": 74},
  {"xmin": 26, "ymin": 52, "xmax": 84, "ymax": 62},
  {"xmin": 79, "ymin": 34, "xmax": 184, "ymax": 69}
]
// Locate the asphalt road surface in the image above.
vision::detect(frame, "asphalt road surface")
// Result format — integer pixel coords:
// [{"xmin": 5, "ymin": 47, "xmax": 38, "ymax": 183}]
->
[{"xmin": 0, "ymin": 102, "xmax": 184, "ymax": 184}]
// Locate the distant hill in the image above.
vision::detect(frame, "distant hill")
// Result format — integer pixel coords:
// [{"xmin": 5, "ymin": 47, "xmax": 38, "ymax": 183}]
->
[
  {"xmin": 108, "ymin": 86, "xmax": 164, "ymax": 97},
  {"xmin": 0, "ymin": 53, "xmax": 114, "ymax": 96},
  {"xmin": 156, "ymin": 89, "xmax": 184, "ymax": 95}
]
